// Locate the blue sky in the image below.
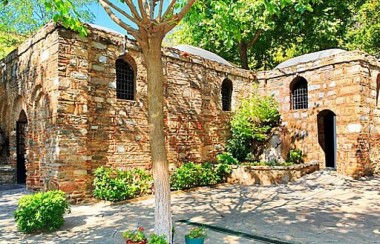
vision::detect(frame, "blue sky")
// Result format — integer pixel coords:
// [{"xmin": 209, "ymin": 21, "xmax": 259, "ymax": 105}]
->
[{"xmin": 88, "ymin": 2, "xmax": 129, "ymax": 35}]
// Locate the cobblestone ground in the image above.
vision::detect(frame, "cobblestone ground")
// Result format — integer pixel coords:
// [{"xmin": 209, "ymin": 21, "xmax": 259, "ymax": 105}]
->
[{"xmin": 1, "ymin": 170, "xmax": 380, "ymax": 244}]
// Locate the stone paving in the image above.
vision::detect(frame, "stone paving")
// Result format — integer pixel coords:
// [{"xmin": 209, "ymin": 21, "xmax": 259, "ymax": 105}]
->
[{"xmin": 1, "ymin": 170, "xmax": 380, "ymax": 244}]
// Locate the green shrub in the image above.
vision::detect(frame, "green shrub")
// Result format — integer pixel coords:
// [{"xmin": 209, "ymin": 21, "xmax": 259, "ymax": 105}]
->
[
  {"xmin": 93, "ymin": 166, "xmax": 153, "ymax": 202},
  {"xmin": 14, "ymin": 190, "xmax": 70, "ymax": 233},
  {"xmin": 226, "ymin": 136, "xmax": 250, "ymax": 162},
  {"xmin": 215, "ymin": 162, "xmax": 232, "ymax": 182},
  {"xmin": 216, "ymin": 152, "xmax": 239, "ymax": 165},
  {"xmin": 227, "ymin": 93, "xmax": 280, "ymax": 161},
  {"xmin": 288, "ymin": 149, "xmax": 304, "ymax": 164},
  {"xmin": 171, "ymin": 162, "xmax": 219, "ymax": 190},
  {"xmin": 148, "ymin": 234, "xmax": 169, "ymax": 244}
]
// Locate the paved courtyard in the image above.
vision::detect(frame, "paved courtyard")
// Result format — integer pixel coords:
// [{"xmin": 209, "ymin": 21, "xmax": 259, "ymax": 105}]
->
[{"xmin": 1, "ymin": 170, "xmax": 380, "ymax": 243}]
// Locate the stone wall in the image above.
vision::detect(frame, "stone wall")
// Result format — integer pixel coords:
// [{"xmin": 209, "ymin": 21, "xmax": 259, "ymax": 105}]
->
[
  {"xmin": 0, "ymin": 23, "xmax": 255, "ymax": 201},
  {"xmin": 0, "ymin": 22, "xmax": 60, "ymax": 189},
  {"xmin": 227, "ymin": 162, "xmax": 320, "ymax": 185},
  {"xmin": 257, "ymin": 52, "xmax": 380, "ymax": 177}
]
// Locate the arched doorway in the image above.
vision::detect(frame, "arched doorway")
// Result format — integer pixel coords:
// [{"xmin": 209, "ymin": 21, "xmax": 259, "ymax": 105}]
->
[
  {"xmin": 16, "ymin": 110, "xmax": 28, "ymax": 184},
  {"xmin": 317, "ymin": 110, "xmax": 336, "ymax": 168}
]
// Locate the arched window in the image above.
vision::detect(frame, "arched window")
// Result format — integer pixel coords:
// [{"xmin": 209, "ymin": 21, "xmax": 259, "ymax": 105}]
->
[
  {"xmin": 116, "ymin": 59, "xmax": 135, "ymax": 100},
  {"xmin": 291, "ymin": 77, "xmax": 308, "ymax": 110},
  {"xmin": 221, "ymin": 79, "xmax": 233, "ymax": 111}
]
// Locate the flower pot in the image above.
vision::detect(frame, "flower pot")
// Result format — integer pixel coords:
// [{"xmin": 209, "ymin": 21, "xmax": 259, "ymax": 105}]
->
[
  {"xmin": 126, "ymin": 240, "xmax": 147, "ymax": 244},
  {"xmin": 185, "ymin": 237, "xmax": 205, "ymax": 244}
]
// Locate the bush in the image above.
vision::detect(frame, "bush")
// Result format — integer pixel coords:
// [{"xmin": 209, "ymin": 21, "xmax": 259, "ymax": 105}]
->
[
  {"xmin": 171, "ymin": 162, "xmax": 219, "ymax": 190},
  {"xmin": 93, "ymin": 166, "xmax": 153, "ymax": 202},
  {"xmin": 227, "ymin": 93, "xmax": 280, "ymax": 161},
  {"xmin": 226, "ymin": 136, "xmax": 250, "ymax": 162},
  {"xmin": 148, "ymin": 234, "xmax": 169, "ymax": 244},
  {"xmin": 216, "ymin": 152, "xmax": 239, "ymax": 165},
  {"xmin": 287, "ymin": 149, "xmax": 304, "ymax": 164},
  {"xmin": 14, "ymin": 190, "xmax": 70, "ymax": 233}
]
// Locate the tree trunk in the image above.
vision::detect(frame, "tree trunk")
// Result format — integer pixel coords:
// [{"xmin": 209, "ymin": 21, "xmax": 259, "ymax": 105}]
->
[
  {"xmin": 239, "ymin": 41, "xmax": 249, "ymax": 70},
  {"xmin": 140, "ymin": 34, "xmax": 172, "ymax": 242}
]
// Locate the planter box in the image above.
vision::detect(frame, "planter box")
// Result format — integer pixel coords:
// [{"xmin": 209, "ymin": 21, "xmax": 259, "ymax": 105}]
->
[{"xmin": 227, "ymin": 162, "xmax": 319, "ymax": 186}]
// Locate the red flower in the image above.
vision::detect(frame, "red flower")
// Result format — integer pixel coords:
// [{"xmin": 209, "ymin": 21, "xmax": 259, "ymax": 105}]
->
[{"xmin": 138, "ymin": 227, "xmax": 144, "ymax": 231}]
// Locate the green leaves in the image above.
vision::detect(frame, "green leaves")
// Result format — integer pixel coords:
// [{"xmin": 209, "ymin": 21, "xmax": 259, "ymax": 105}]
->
[
  {"xmin": 14, "ymin": 191, "xmax": 70, "ymax": 233},
  {"xmin": 93, "ymin": 166, "xmax": 153, "ymax": 202},
  {"xmin": 227, "ymin": 92, "xmax": 280, "ymax": 161},
  {"xmin": 170, "ymin": 162, "xmax": 220, "ymax": 190},
  {"xmin": 0, "ymin": 0, "xmax": 94, "ymax": 58}
]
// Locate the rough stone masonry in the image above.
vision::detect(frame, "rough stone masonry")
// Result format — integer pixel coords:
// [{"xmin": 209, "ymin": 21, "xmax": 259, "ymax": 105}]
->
[{"xmin": 0, "ymin": 22, "xmax": 379, "ymax": 201}]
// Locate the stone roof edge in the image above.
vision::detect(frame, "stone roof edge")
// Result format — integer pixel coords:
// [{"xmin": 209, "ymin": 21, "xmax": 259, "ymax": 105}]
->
[
  {"xmin": 257, "ymin": 50, "xmax": 380, "ymax": 80},
  {"xmin": 85, "ymin": 24, "xmax": 255, "ymax": 80},
  {"xmin": 0, "ymin": 22, "xmax": 256, "ymax": 80},
  {"xmin": 0, "ymin": 21, "xmax": 58, "ymax": 64}
]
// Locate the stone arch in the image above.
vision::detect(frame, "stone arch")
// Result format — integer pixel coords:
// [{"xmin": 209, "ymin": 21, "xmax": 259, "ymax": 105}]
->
[
  {"xmin": 115, "ymin": 54, "xmax": 137, "ymax": 101},
  {"xmin": 317, "ymin": 109, "xmax": 337, "ymax": 169},
  {"xmin": 16, "ymin": 109, "xmax": 28, "ymax": 184},
  {"xmin": 12, "ymin": 95, "xmax": 28, "ymax": 129},
  {"xmin": 221, "ymin": 78, "xmax": 233, "ymax": 111},
  {"xmin": 290, "ymin": 76, "xmax": 308, "ymax": 110}
]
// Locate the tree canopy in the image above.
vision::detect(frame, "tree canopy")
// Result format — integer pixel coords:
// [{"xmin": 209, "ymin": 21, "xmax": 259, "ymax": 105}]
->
[
  {"xmin": 171, "ymin": 0, "xmax": 379, "ymax": 70},
  {"xmin": 0, "ymin": 0, "xmax": 95, "ymax": 58}
]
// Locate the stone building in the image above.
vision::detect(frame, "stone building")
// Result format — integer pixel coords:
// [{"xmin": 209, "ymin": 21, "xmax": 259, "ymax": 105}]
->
[
  {"xmin": 1, "ymin": 22, "xmax": 379, "ymax": 200},
  {"xmin": 257, "ymin": 49, "xmax": 380, "ymax": 177},
  {"xmin": 0, "ymin": 23, "xmax": 254, "ymax": 201}
]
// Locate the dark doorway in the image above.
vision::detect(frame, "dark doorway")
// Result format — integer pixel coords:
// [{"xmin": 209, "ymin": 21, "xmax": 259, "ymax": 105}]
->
[
  {"xmin": 317, "ymin": 110, "xmax": 336, "ymax": 168},
  {"xmin": 16, "ymin": 110, "xmax": 28, "ymax": 184}
]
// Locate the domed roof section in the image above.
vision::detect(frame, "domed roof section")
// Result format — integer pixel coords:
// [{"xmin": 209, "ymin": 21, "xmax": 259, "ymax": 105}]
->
[
  {"xmin": 174, "ymin": 44, "xmax": 232, "ymax": 66},
  {"xmin": 276, "ymin": 49, "xmax": 347, "ymax": 69}
]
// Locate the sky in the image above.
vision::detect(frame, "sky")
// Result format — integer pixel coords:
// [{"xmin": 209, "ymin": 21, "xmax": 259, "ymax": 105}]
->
[{"xmin": 88, "ymin": 2, "xmax": 129, "ymax": 35}]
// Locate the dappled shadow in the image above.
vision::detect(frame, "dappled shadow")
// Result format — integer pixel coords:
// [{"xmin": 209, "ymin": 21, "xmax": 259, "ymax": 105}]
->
[{"xmin": 1, "ymin": 170, "xmax": 380, "ymax": 243}]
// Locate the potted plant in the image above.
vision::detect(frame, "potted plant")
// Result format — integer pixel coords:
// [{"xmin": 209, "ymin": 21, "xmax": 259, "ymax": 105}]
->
[
  {"xmin": 123, "ymin": 226, "xmax": 147, "ymax": 244},
  {"xmin": 148, "ymin": 234, "xmax": 169, "ymax": 244},
  {"xmin": 185, "ymin": 226, "xmax": 207, "ymax": 244}
]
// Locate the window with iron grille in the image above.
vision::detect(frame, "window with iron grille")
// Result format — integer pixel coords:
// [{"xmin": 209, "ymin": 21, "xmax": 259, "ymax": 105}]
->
[
  {"xmin": 116, "ymin": 59, "xmax": 135, "ymax": 100},
  {"xmin": 291, "ymin": 77, "xmax": 308, "ymax": 110},
  {"xmin": 221, "ymin": 79, "xmax": 233, "ymax": 111}
]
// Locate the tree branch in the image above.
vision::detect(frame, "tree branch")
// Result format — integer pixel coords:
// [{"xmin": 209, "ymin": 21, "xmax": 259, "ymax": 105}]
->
[
  {"xmin": 99, "ymin": 0, "xmax": 139, "ymax": 39},
  {"xmin": 137, "ymin": 0, "xmax": 148, "ymax": 22},
  {"xmin": 158, "ymin": 0, "xmax": 164, "ymax": 22},
  {"xmin": 162, "ymin": 0, "xmax": 196, "ymax": 34},
  {"xmin": 101, "ymin": 0, "xmax": 142, "ymax": 27},
  {"xmin": 123, "ymin": 0, "xmax": 143, "ymax": 21},
  {"xmin": 247, "ymin": 29, "xmax": 263, "ymax": 48},
  {"xmin": 161, "ymin": 0, "xmax": 177, "ymax": 21}
]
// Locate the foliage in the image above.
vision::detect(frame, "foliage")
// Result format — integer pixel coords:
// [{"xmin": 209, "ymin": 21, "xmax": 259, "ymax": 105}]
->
[
  {"xmin": 226, "ymin": 136, "xmax": 251, "ymax": 162},
  {"xmin": 170, "ymin": 162, "xmax": 219, "ymax": 190},
  {"xmin": 214, "ymin": 162, "xmax": 232, "ymax": 182},
  {"xmin": 171, "ymin": 0, "xmax": 380, "ymax": 69},
  {"xmin": 216, "ymin": 152, "xmax": 238, "ymax": 165},
  {"xmin": 123, "ymin": 226, "xmax": 147, "ymax": 242},
  {"xmin": 171, "ymin": 0, "xmax": 316, "ymax": 69},
  {"xmin": 231, "ymin": 94, "xmax": 280, "ymax": 141},
  {"xmin": 287, "ymin": 149, "xmax": 304, "ymax": 164},
  {"xmin": 346, "ymin": 1, "xmax": 380, "ymax": 57},
  {"xmin": 14, "ymin": 190, "xmax": 70, "ymax": 233},
  {"xmin": 93, "ymin": 166, "xmax": 153, "ymax": 202},
  {"xmin": 227, "ymin": 93, "xmax": 280, "ymax": 161},
  {"xmin": 0, "ymin": 0, "xmax": 94, "ymax": 59},
  {"xmin": 148, "ymin": 234, "xmax": 169, "ymax": 244},
  {"xmin": 185, "ymin": 226, "xmax": 207, "ymax": 239}
]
